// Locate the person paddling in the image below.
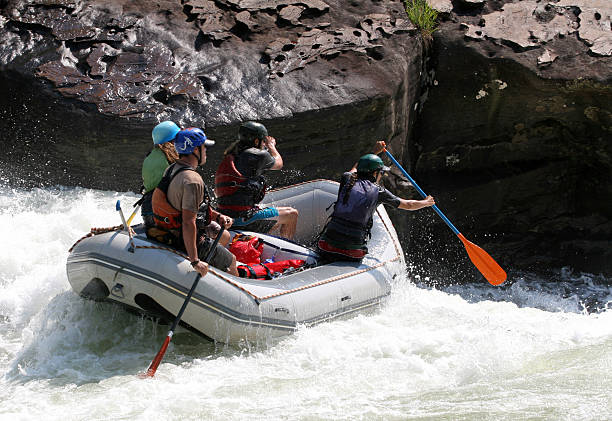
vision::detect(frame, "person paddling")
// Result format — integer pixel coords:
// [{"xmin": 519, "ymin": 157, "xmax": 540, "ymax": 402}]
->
[
  {"xmin": 151, "ymin": 128, "xmax": 238, "ymax": 276},
  {"xmin": 214, "ymin": 121, "xmax": 298, "ymax": 239},
  {"xmin": 317, "ymin": 141, "xmax": 435, "ymax": 262}
]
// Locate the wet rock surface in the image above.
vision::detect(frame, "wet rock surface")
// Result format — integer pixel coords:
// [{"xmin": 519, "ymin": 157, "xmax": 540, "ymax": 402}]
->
[
  {"xmin": 0, "ymin": 0, "xmax": 610, "ymax": 276},
  {"xmin": 0, "ymin": 0, "xmax": 421, "ymax": 191}
]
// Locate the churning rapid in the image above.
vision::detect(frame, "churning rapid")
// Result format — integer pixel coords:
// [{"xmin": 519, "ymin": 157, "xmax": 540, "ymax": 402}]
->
[{"xmin": 1, "ymin": 185, "xmax": 611, "ymax": 420}]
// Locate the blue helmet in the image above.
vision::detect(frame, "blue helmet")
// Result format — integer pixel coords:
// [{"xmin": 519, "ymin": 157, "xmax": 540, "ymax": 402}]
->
[
  {"xmin": 152, "ymin": 121, "xmax": 180, "ymax": 145},
  {"xmin": 174, "ymin": 128, "xmax": 215, "ymax": 154}
]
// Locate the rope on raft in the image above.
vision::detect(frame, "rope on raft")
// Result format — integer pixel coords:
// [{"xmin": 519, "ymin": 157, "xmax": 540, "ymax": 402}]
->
[{"xmin": 68, "ymin": 225, "xmax": 125, "ymax": 252}]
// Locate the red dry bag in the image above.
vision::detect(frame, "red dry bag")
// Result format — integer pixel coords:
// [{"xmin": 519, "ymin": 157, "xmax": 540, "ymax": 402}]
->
[{"xmin": 228, "ymin": 233, "xmax": 263, "ymax": 265}]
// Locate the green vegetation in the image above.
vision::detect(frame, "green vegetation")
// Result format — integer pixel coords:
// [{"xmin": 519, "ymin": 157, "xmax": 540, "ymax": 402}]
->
[{"xmin": 404, "ymin": 0, "xmax": 439, "ymax": 38}]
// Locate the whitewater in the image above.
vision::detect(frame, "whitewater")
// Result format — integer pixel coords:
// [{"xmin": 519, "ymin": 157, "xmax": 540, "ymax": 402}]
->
[{"xmin": 1, "ymin": 186, "xmax": 611, "ymax": 420}]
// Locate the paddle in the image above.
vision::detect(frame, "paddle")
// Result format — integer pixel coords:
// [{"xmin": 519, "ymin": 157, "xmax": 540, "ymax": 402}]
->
[
  {"xmin": 116, "ymin": 200, "xmax": 136, "ymax": 253},
  {"xmin": 142, "ymin": 226, "xmax": 225, "ymax": 378},
  {"xmin": 384, "ymin": 150, "xmax": 507, "ymax": 285},
  {"xmin": 126, "ymin": 204, "xmax": 141, "ymax": 226}
]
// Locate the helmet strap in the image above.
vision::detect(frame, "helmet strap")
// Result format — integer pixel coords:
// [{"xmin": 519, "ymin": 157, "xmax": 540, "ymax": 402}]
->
[{"xmin": 193, "ymin": 146, "xmax": 202, "ymax": 166}]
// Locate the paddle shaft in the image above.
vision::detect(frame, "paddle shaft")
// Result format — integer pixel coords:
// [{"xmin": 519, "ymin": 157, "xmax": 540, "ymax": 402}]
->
[
  {"xmin": 116, "ymin": 200, "xmax": 130, "ymax": 234},
  {"xmin": 384, "ymin": 151, "xmax": 460, "ymax": 235},
  {"xmin": 145, "ymin": 226, "xmax": 225, "ymax": 377},
  {"xmin": 116, "ymin": 200, "xmax": 135, "ymax": 252}
]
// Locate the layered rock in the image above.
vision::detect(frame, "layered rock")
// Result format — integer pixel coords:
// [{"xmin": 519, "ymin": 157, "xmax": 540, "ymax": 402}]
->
[{"xmin": 0, "ymin": 0, "xmax": 421, "ymax": 190}]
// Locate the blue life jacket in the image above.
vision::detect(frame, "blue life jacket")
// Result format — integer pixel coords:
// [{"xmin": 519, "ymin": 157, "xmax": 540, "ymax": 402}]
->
[{"xmin": 324, "ymin": 177, "xmax": 379, "ymax": 248}]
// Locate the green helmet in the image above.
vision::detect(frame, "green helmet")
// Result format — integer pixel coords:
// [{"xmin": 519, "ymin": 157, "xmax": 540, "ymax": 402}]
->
[
  {"xmin": 357, "ymin": 154, "xmax": 390, "ymax": 173},
  {"xmin": 238, "ymin": 121, "xmax": 268, "ymax": 145}
]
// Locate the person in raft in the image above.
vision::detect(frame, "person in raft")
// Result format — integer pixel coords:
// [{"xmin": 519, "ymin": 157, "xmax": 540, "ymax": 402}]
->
[
  {"xmin": 317, "ymin": 141, "xmax": 435, "ymax": 262},
  {"xmin": 141, "ymin": 121, "xmax": 180, "ymax": 228},
  {"xmin": 214, "ymin": 121, "xmax": 298, "ymax": 239},
  {"xmin": 151, "ymin": 127, "xmax": 238, "ymax": 276},
  {"xmin": 141, "ymin": 121, "xmax": 230, "ymax": 247}
]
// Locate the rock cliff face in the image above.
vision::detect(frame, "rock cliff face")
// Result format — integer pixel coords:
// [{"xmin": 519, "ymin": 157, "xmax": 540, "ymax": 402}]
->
[
  {"xmin": 409, "ymin": 0, "xmax": 611, "ymax": 275},
  {"xmin": 0, "ymin": 0, "xmax": 421, "ymax": 189},
  {"xmin": 0, "ymin": 0, "xmax": 610, "ymax": 276}
]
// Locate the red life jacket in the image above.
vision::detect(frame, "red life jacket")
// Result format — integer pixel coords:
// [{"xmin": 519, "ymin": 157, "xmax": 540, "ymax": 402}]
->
[
  {"xmin": 237, "ymin": 260, "xmax": 306, "ymax": 280},
  {"xmin": 152, "ymin": 163, "xmax": 196, "ymax": 231},
  {"xmin": 214, "ymin": 154, "xmax": 265, "ymax": 212},
  {"xmin": 228, "ymin": 233, "xmax": 263, "ymax": 265}
]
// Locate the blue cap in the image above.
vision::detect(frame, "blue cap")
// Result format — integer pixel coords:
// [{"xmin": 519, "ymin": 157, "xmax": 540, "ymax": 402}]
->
[{"xmin": 174, "ymin": 128, "xmax": 215, "ymax": 154}]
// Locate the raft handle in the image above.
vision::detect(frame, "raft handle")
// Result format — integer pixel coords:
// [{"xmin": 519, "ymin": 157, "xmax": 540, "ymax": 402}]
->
[{"xmin": 111, "ymin": 283, "xmax": 125, "ymax": 299}]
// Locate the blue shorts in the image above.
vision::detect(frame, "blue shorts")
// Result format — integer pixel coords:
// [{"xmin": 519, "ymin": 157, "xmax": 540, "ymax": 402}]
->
[{"xmin": 231, "ymin": 207, "xmax": 279, "ymax": 233}]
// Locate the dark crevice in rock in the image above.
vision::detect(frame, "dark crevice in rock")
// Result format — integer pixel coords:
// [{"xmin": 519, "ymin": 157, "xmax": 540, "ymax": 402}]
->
[
  {"xmin": 229, "ymin": 21, "xmax": 251, "ymax": 41},
  {"xmin": 194, "ymin": 31, "xmax": 207, "ymax": 50},
  {"xmin": 365, "ymin": 46, "xmax": 384, "ymax": 60},
  {"xmin": 197, "ymin": 75, "xmax": 215, "ymax": 91},
  {"xmin": 6, "ymin": 20, "xmax": 54, "ymax": 38}
]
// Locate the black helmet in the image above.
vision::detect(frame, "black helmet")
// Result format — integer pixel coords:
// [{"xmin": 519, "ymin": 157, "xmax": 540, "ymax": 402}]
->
[{"xmin": 238, "ymin": 121, "xmax": 268, "ymax": 145}]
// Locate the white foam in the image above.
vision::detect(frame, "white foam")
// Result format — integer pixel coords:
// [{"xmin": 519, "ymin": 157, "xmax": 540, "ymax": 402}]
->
[{"xmin": 0, "ymin": 187, "xmax": 610, "ymax": 420}]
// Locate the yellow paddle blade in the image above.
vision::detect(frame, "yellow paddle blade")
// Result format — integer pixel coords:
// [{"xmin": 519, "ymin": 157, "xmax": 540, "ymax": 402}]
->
[
  {"xmin": 126, "ymin": 208, "xmax": 138, "ymax": 226},
  {"xmin": 457, "ymin": 234, "xmax": 507, "ymax": 285}
]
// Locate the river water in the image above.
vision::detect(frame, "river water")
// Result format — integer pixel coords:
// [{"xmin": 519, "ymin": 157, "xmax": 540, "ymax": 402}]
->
[{"xmin": 1, "ymin": 186, "xmax": 611, "ymax": 420}]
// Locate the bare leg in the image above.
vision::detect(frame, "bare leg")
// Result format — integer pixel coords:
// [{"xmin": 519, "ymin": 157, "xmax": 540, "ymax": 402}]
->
[
  {"xmin": 204, "ymin": 221, "xmax": 230, "ymax": 246},
  {"xmin": 269, "ymin": 207, "xmax": 298, "ymax": 240},
  {"xmin": 220, "ymin": 229, "xmax": 231, "ymax": 247},
  {"xmin": 227, "ymin": 254, "xmax": 238, "ymax": 276}
]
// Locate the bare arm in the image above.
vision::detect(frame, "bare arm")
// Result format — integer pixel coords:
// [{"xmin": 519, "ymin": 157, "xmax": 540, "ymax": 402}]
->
[
  {"xmin": 264, "ymin": 136, "xmax": 283, "ymax": 170},
  {"xmin": 182, "ymin": 209, "xmax": 209, "ymax": 276},
  {"xmin": 398, "ymin": 195, "xmax": 435, "ymax": 211}
]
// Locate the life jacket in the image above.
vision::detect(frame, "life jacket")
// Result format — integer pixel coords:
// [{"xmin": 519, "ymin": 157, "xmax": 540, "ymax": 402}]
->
[
  {"xmin": 215, "ymin": 153, "xmax": 266, "ymax": 212},
  {"xmin": 237, "ymin": 260, "xmax": 306, "ymax": 280},
  {"xmin": 323, "ymin": 177, "xmax": 380, "ymax": 249},
  {"xmin": 151, "ymin": 163, "xmax": 197, "ymax": 231},
  {"xmin": 228, "ymin": 233, "xmax": 263, "ymax": 265}
]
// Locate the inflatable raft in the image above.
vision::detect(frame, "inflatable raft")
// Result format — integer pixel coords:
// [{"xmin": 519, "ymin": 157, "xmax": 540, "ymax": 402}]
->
[{"xmin": 66, "ymin": 180, "xmax": 405, "ymax": 344}]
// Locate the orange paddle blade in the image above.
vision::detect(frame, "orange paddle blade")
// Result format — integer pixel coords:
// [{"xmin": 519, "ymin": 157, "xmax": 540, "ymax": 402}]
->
[
  {"xmin": 140, "ymin": 334, "xmax": 172, "ymax": 378},
  {"xmin": 457, "ymin": 234, "xmax": 507, "ymax": 285}
]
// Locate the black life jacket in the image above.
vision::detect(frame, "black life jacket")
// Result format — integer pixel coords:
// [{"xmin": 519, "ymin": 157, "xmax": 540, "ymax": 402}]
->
[
  {"xmin": 214, "ymin": 153, "xmax": 265, "ymax": 213},
  {"xmin": 323, "ymin": 177, "xmax": 380, "ymax": 249}
]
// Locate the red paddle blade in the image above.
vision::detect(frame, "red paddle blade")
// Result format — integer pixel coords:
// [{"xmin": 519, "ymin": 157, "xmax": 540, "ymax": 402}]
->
[
  {"xmin": 140, "ymin": 334, "xmax": 172, "ymax": 378},
  {"xmin": 457, "ymin": 234, "xmax": 507, "ymax": 286}
]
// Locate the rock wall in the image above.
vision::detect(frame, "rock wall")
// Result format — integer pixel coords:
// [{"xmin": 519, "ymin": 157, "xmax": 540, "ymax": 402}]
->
[
  {"xmin": 409, "ymin": 0, "xmax": 611, "ymax": 276},
  {"xmin": 0, "ymin": 0, "xmax": 422, "ymax": 191},
  {"xmin": 0, "ymin": 0, "xmax": 610, "ymax": 276}
]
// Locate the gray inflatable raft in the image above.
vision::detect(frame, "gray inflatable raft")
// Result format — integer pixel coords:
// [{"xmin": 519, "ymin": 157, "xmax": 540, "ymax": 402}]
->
[{"xmin": 66, "ymin": 180, "xmax": 405, "ymax": 344}]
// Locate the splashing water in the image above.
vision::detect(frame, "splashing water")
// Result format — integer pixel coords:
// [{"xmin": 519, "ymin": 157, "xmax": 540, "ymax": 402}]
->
[{"xmin": 1, "ymin": 186, "xmax": 610, "ymax": 420}]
